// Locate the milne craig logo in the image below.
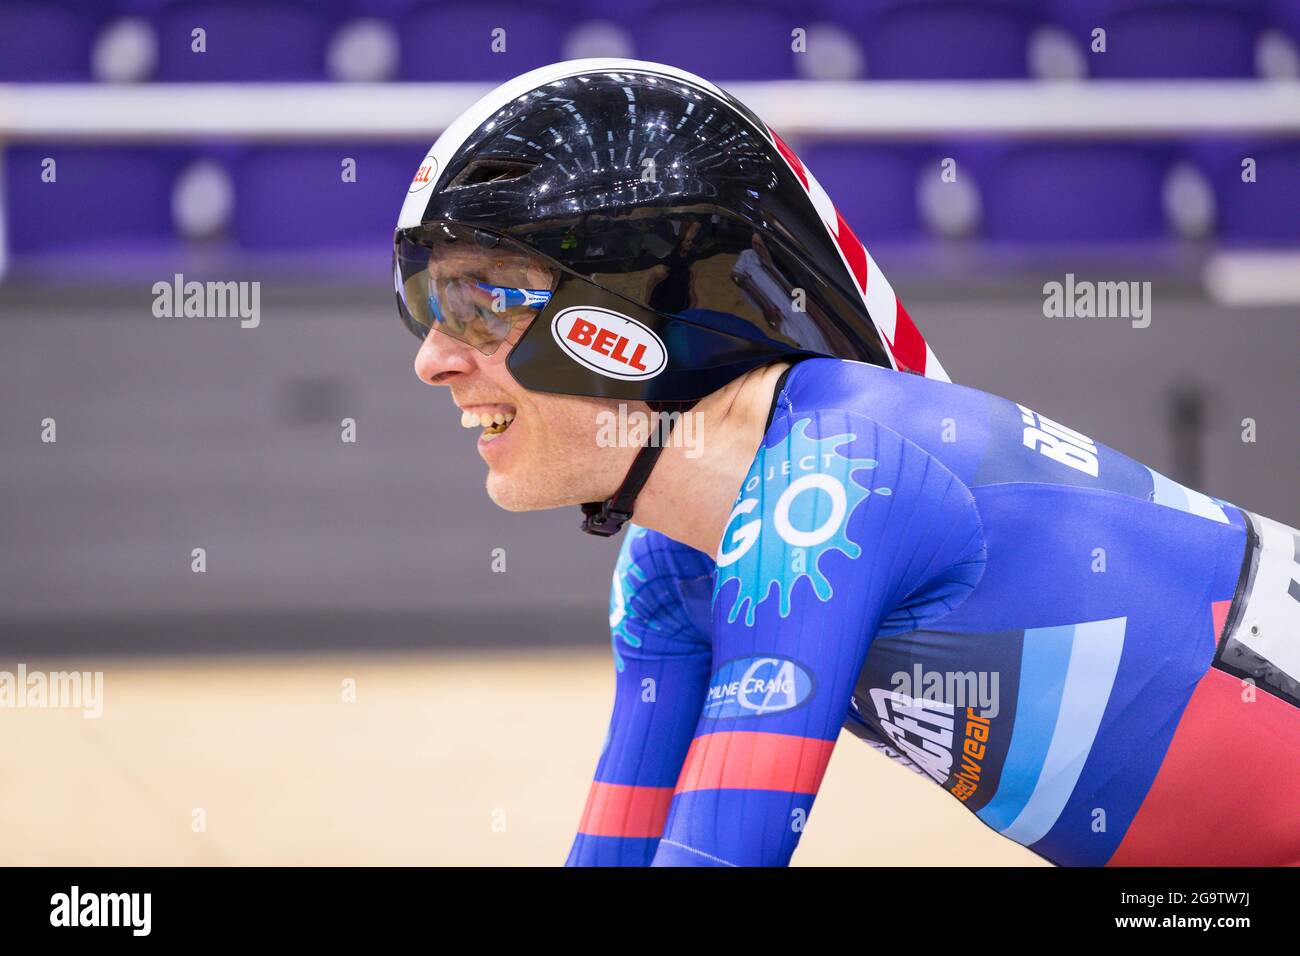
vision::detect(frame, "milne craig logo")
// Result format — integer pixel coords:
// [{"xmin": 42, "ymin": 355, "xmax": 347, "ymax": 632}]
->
[
  {"xmin": 550, "ymin": 306, "xmax": 666, "ymax": 380},
  {"xmin": 408, "ymin": 152, "xmax": 438, "ymax": 194},
  {"xmin": 703, "ymin": 656, "xmax": 815, "ymax": 718}
]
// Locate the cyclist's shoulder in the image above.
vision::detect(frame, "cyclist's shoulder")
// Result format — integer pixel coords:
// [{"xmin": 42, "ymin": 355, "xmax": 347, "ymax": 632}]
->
[
  {"xmin": 611, "ymin": 524, "xmax": 715, "ymax": 655},
  {"xmin": 768, "ymin": 357, "xmax": 992, "ymax": 479},
  {"xmin": 776, "ymin": 359, "xmax": 1240, "ymax": 524},
  {"xmin": 757, "ymin": 358, "xmax": 983, "ymax": 506},
  {"xmin": 775, "ymin": 356, "xmax": 971, "ymax": 415},
  {"xmin": 615, "ymin": 523, "xmax": 715, "ymax": 587}
]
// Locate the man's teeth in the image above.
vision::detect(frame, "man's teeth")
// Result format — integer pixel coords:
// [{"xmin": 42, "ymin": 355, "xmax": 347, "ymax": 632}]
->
[
  {"xmin": 460, "ymin": 410, "xmax": 516, "ymax": 429},
  {"xmin": 461, "ymin": 410, "xmax": 516, "ymax": 442}
]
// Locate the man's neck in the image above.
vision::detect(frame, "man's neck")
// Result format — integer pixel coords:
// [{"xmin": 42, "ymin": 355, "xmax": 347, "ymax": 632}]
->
[{"xmin": 632, "ymin": 361, "xmax": 792, "ymax": 556}]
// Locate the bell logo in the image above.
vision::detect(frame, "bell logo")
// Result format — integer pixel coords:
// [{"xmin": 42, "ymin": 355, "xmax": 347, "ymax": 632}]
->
[
  {"xmin": 551, "ymin": 307, "xmax": 667, "ymax": 381},
  {"xmin": 408, "ymin": 153, "xmax": 438, "ymax": 194}
]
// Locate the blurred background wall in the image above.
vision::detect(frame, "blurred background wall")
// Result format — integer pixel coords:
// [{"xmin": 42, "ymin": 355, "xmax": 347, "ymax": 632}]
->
[{"xmin": 0, "ymin": 0, "xmax": 1296, "ymax": 865}]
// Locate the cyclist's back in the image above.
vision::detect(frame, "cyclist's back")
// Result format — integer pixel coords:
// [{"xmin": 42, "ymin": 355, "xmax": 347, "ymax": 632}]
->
[{"xmin": 568, "ymin": 357, "xmax": 1300, "ymax": 866}]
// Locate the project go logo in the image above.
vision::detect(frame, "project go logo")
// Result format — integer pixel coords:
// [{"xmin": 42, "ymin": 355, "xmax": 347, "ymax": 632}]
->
[{"xmin": 714, "ymin": 417, "xmax": 886, "ymax": 626}]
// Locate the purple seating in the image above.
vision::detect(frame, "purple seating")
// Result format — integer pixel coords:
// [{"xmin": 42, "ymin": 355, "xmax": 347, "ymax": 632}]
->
[
  {"xmin": 0, "ymin": 1, "xmax": 110, "ymax": 81},
  {"xmin": 1048, "ymin": 0, "xmax": 1267, "ymax": 78},
  {"xmin": 4, "ymin": 0, "xmax": 1295, "ymax": 270},
  {"xmin": 5, "ymin": 145, "xmax": 187, "ymax": 253},
  {"xmin": 155, "ymin": 0, "xmax": 340, "ymax": 81},
  {"xmin": 976, "ymin": 142, "xmax": 1176, "ymax": 243},
  {"xmin": 1267, "ymin": 0, "xmax": 1300, "ymax": 39},
  {"xmin": 231, "ymin": 145, "xmax": 423, "ymax": 254},
  {"xmin": 1183, "ymin": 139, "xmax": 1300, "ymax": 245},
  {"xmin": 396, "ymin": 1, "xmax": 570, "ymax": 81},
  {"xmin": 821, "ymin": 0, "xmax": 1042, "ymax": 79},
  {"xmin": 632, "ymin": 1, "xmax": 802, "ymax": 80}
]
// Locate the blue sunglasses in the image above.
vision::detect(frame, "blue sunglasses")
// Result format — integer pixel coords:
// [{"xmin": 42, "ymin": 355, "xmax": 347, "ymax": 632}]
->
[
  {"xmin": 477, "ymin": 283, "xmax": 553, "ymax": 309},
  {"xmin": 427, "ymin": 283, "xmax": 552, "ymax": 322}
]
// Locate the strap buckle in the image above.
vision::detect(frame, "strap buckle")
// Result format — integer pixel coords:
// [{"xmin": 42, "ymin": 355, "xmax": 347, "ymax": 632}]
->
[{"xmin": 580, "ymin": 500, "xmax": 633, "ymax": 537}]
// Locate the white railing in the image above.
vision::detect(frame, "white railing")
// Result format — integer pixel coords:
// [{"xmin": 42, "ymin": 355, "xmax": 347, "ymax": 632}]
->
[{"xmin": 0, "ymin": 81, "xmax": 1297, "ymax": 140}]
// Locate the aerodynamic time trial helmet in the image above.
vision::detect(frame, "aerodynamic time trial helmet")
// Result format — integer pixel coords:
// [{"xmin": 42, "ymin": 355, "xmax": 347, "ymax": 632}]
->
[{"xmin": 393, "ymin": 58, "xmax": 948, "ymax": 533}]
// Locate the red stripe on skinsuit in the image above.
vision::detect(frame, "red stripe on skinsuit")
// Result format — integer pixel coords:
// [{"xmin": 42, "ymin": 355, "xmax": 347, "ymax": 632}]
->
[
  {"xmin": 1107, "ymin": 667, "xmax": 1300, "ymax": 866},
  {"xmin": 577, "ymin": 782, "xmax": 675, "ymax": 838},
  {"xmin": 1211, "ymin": 598, "xmax": 1232, "ymax": 654},
  {"xmin": 677, "ymin": 731, "xmax": 835, "ymax": 795}
]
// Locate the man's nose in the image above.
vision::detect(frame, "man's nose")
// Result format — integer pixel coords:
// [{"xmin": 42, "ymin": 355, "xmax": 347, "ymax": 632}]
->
[{"xmin": 413, "ymin": 328, "xmax": 477, "ymax": 386}]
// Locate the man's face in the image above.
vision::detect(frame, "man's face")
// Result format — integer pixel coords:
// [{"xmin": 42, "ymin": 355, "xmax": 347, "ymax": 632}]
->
[{"xmin": 412, "ymin": 244, "xmax": 642, "ymax": 512}]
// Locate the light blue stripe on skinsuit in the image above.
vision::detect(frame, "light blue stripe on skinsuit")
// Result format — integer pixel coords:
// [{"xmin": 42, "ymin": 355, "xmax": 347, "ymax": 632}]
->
[
  {"xmin": 1002, "ymin": 617, "xmax": 1126, "ymax": 846},
  {"xmin": 976, "ymin": 624, "xmax": 1074, "ymax": 833},
  {"xmin": 1147, "ymin": 467, "xmax": 1229, "ymax": 524},
  {"xmin": 985, "ymin": 618, "xmax": 1128, "ymax": 847}
]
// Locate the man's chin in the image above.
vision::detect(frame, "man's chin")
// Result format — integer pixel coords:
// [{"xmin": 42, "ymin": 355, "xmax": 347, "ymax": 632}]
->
[
  {"xmin": 486, "ymin": 487, "xmax": 545, "ymax": 513},
  {"xmin": 484, "ymin": 472, "xmax": 604, "ymax": 513}
]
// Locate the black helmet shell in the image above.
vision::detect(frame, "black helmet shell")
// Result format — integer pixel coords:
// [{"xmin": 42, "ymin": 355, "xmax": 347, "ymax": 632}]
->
[{"xmin": 396, "ymin": 59, "xmax": 947, "ymax": 402}]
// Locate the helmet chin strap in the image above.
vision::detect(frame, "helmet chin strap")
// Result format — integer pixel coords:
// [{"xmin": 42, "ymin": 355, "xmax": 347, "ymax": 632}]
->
[{"xmin": 580, "ymin": 402, "xmax": 688, "ymax": 537}]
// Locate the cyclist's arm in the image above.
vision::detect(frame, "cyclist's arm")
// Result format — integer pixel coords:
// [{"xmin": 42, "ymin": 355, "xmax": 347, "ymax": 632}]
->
[
  {"xmin": 651, "ymin": 408, "xmax": 985, "ymax": 866},
  {"xmin": 565, "ymin": 526, "xmax": 715, "ymax": 866}
]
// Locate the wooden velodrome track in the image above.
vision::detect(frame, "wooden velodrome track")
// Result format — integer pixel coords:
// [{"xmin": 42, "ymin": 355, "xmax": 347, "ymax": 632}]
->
[{"xmin": 1, "ymin": 648, "xmax": 1043, "ymax": 866}]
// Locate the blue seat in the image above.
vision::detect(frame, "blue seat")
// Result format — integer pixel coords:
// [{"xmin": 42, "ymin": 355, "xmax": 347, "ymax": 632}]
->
[
  {"xmin": 0, "ymin": 0, "xmax": 109, "ymax": 81},
  {"xmin": 397, "ymin": 1, "xmax": 570, "ymax": 81},
  {"xmin": 5, "ymin": 146, "xmax": 187, "ymax": 255},
  {"xmin": 1048, "ymin": 0, "xmax": 1266, "ymax": 78},
  {"xmin": 231, "ymin": 145, "xmax": 423, "ymax": 256},
  {"xmin": 821, "ymin": 0, "xmax": 1042, "ymax": 79},
  {"xmin": 633, "ymin": 1, "xmax": 802, "ymax": 80},
  {"xmin": 1263, "ymin": 0, "xmax": 1300, "ymax": 71},
  {"xmin": 1267, "ymin": 0, "xmax": 1300, "ymax": 39},
  {"xmin": 1184, "ymin": 139, "xmax": 1300, "ymax": 245},
  {"xmin": 977, "ymin": 142, "xmax": 1176, "ymax": 243},
  {"xmin": 156, "ymin": 0, "xmax": 339, "ymax": 81}
]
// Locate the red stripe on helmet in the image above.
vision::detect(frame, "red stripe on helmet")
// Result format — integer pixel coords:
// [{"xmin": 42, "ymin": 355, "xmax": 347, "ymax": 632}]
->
[
  {"xmin": 832, "ymin": 210, "xmax": 869, "ymax": 293},
  {"xmin": 767, "ymin": 128, "xmax": 809, "ymax": 190},
  {"xmin": 891, "ymin": 301, "xmax": 929, "ymax": 375},
  {"xmin": 765, "ymin": 123, "xmax": 941, "ymax": 380}
]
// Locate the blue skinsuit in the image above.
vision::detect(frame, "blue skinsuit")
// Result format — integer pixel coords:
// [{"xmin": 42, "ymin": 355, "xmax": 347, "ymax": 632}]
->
[{"xmin": 566, "ymin": 357, "xmax": 1256, "ymax": 866}]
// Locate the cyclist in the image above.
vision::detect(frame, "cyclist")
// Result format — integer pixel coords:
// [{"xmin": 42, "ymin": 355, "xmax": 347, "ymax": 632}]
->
[{"xmin": 394, "ymin": 59, "xmax": 1300, "ymax": 866}]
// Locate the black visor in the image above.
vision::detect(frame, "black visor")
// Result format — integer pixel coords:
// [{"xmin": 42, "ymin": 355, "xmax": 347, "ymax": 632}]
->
[{"xmin": 394, "ymin": 222, "xmax": 560, "ymax": 355}]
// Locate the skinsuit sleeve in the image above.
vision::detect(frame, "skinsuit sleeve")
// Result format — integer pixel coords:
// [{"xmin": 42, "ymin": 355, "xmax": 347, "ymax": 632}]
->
[{"xmin": 566, "ymin": 524, "xmax": 716, "ymax": 865}]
